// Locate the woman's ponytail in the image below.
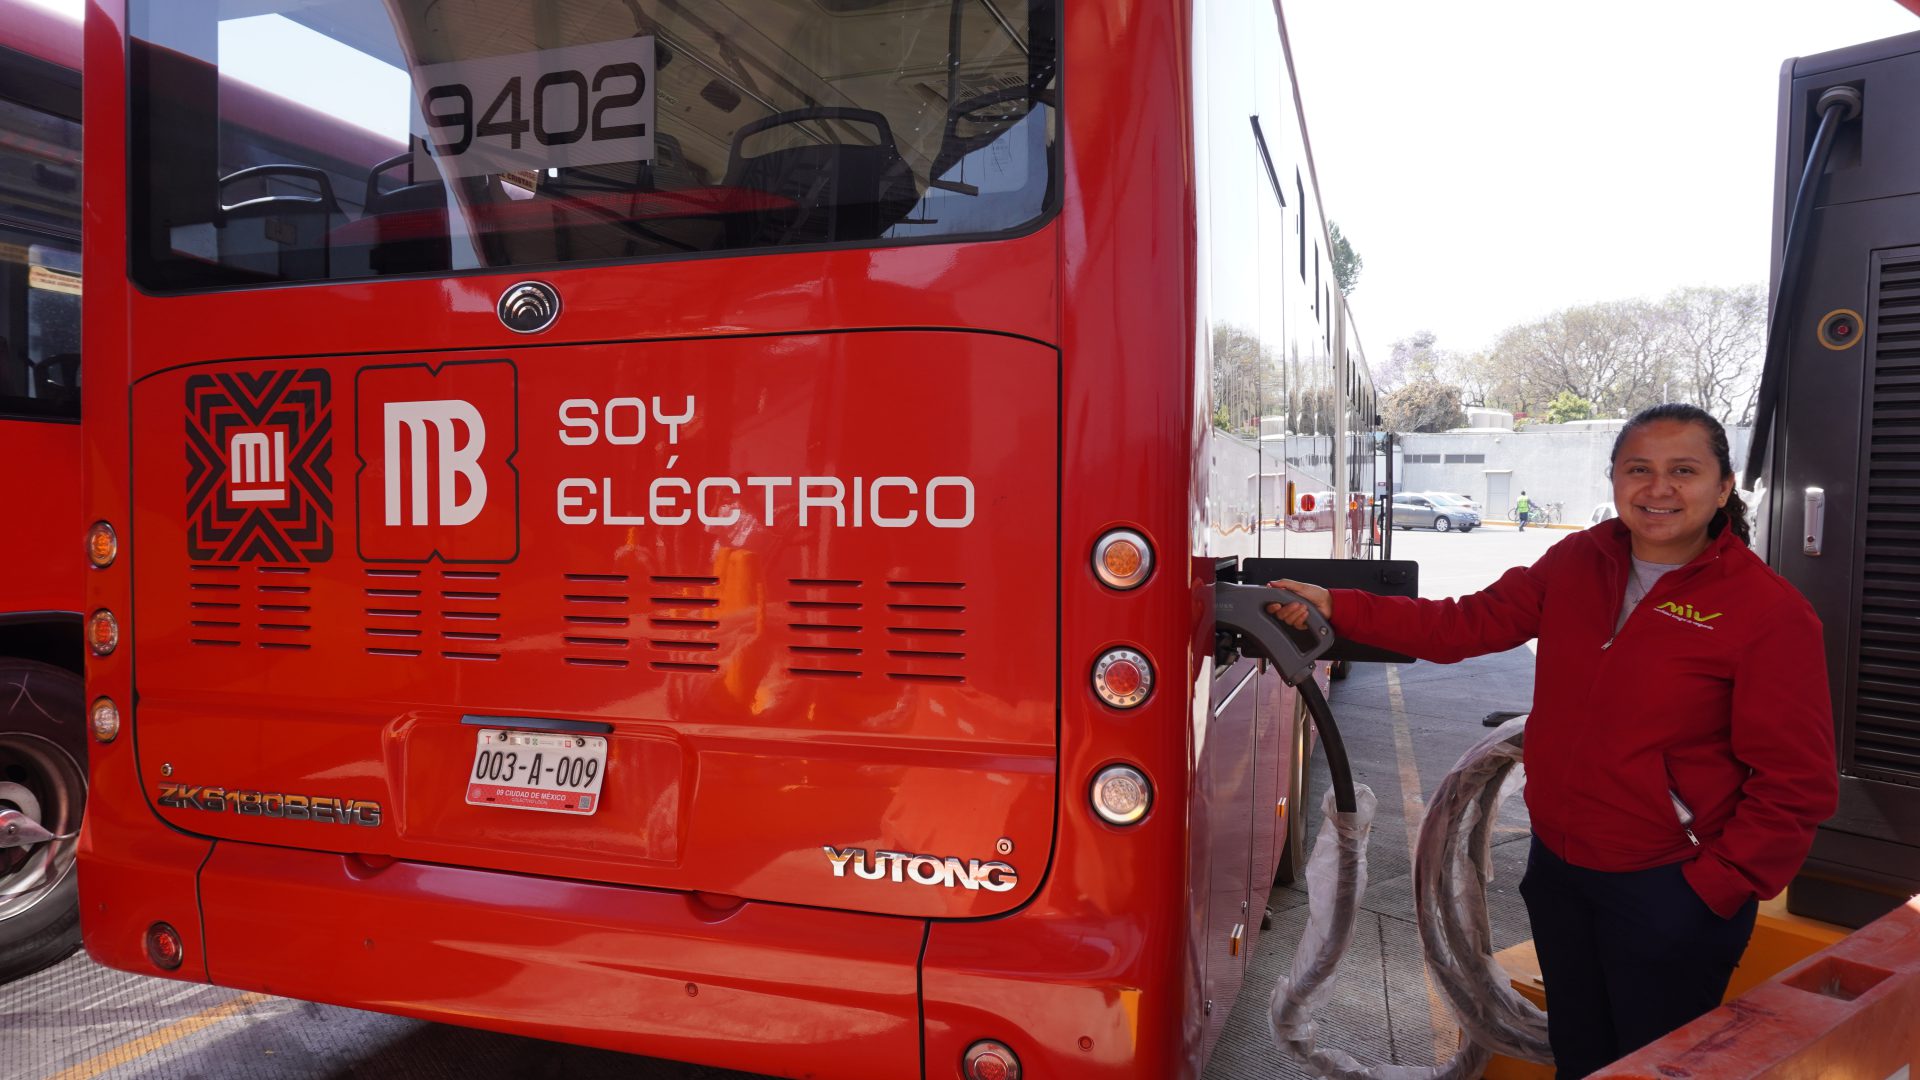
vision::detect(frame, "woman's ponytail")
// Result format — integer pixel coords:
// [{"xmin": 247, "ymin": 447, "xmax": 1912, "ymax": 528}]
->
[{"xmin": 1718, "ymin": 489, "xmax": 1753, "ymax": 547}]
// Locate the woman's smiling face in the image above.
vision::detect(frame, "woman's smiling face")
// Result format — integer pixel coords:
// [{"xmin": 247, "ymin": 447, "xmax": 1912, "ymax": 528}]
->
[{"xmin": 1610, "ymin": 418, "xmax": 1735, "ymax": 563}]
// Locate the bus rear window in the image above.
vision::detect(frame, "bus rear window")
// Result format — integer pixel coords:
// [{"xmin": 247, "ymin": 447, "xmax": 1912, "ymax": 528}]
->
[{"xmin": 127, "ymin": 0, "xmax": 1058, "ymax": 292}]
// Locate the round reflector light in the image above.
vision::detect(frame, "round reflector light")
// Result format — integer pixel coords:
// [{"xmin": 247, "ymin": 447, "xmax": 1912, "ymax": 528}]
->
[
  {"xmin": 1092, "ymin": 529, "xmax": 1152, "ymax": 589},
  {"xmin": 145, "ymin": 922, "xmax": 185, "ymax": 971},
  {"xmin": 1300, "ymin": 493, "xmax": 1317, "ymax": 512},
  {"xmin": 86, "ymin": 521, "xmax": 118, "ymax": 569},
  {"xmin": 1092, "ymin": 648, "xmax": 1152, "ymax": 708},
  {"xmin": 90, "ymin": 697, "xmax": 121, "ymax": 743},
  {"xmin": 1092, "ymin": 765, "xmax": 1152, "ymax": 826},
  {"xmin": 963, "ymin": 1040, "xmax": 1021, "ymax": 1080},
  {"xmin": 87, "ymin": 609, "xmax": 120, "ymax": 657}
]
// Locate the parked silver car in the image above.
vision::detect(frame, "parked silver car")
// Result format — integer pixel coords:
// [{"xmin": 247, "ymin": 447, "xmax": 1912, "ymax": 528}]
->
[
  {"xmin": 1391, "ymin": 492, "xmax": 1481, "ymax": 533},
  {"xmin": 1429, "ymin": 491, "xmax": 1484, "ymax": 515}
]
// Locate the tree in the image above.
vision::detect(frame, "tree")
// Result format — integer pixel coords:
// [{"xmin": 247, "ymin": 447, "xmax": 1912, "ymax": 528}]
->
[
  {"xmin": 1210, "ymin": 323, "xmax": 1272, "ymax": 435},
  {"xmin": 1375, "ymin": 330, "xmax": 1442, "ymax": 394},
  {"xmin": 1663, "ymin": 284, "xmax": 1765, "ymax": 423},
  {"xmin": 1545, "ymin": 390, "xmax": 1596, "ymax": 424},
  {"xmin": 1382, "ymin": 379, "xmax": 1466, "ymax": 433},
  {"xmin": 1447, "ymin": 349, "xmax": 1497, "ymax": 408},
  {"xmin": 1330, "ymin": 221, "xmax": 1363, "ymax": 296},
  {"xmin": 1466, "ymin": 299, "xmax": 1673, "ymax": 418},
  {"xmin": 1454, "ymin": 284, "xmax": 1766, "ymax": 422}
]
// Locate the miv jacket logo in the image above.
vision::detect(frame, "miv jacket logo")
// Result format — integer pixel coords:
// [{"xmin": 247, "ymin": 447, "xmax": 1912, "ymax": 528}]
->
[
  {"xmin": 356, "ymin": 360, "xmax": 519, "ymax": 563},
  {"xmin": 1655, "ymin": 600, "xmax": 1724, "ymax": 627}
]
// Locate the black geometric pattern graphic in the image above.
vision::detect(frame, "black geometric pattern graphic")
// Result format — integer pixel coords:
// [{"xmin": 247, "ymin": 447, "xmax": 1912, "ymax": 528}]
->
[{"xmin": 185, "ymin": 369, "xmax": 334, "ymax": 562}]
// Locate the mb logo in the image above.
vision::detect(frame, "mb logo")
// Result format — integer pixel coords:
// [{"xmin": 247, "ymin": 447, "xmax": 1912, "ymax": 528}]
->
[
  {"xmin": 383, "ymin": 400, "xmax": 487, "ymax": 526},
  {"xmin": 357, "ymin": 360, "xmax": 518, "ymax": 563}
]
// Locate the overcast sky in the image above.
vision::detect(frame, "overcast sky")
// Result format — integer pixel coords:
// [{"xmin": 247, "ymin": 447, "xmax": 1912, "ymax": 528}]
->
[{"xmin": 1283, "ymin": 0, "xmax": 1920, "ymax": 360}]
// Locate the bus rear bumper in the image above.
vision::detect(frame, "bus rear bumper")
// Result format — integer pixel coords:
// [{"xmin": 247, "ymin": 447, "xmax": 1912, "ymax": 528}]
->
[{"xmin": 179, "ymin": 841, "xmax": 925, "ymax": 1079}]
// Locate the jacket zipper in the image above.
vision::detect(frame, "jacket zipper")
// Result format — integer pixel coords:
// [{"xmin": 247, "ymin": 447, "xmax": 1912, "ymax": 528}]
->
[{"xmin": 1669, "ymin": 789, "xmax": 1701, "ymax": 847}]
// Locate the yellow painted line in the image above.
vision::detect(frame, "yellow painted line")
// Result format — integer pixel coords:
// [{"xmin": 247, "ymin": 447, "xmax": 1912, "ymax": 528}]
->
[
  {"xmin": 1385, "ymin": 666, "xmax": 1458, "ymax": 1064},
  {"xmin": 47, "ymin": 991, "xmax": 269, "ymax": 1080}
]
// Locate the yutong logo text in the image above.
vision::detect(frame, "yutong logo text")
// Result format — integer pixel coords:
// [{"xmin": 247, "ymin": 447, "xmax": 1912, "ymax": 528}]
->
[{"xmin": 824, "ymin": 846, "xmax": 1018, "ymax": 892}]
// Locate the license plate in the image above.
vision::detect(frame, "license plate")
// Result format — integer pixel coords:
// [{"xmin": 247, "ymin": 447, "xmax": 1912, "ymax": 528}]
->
[{"xmin": 465, "ymin": 728, "xmax": 607, "ymax": 816}]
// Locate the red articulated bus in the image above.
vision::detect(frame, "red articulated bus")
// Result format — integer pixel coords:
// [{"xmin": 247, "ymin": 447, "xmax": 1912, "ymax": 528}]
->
[
  {"xmin": 0, "ymin": 0, "xmax": 85, "ymax": 985},
  {"xmin": 79, "ymin": 0, "xmax": 1376, "ymax": 1076}
]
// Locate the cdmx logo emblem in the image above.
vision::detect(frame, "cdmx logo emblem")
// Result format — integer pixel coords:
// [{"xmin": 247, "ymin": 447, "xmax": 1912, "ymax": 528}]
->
[
  {"xmin": 185, "ymin": 369, "xmax": 333, "ymax": 562},
  {"xmin": 356, "ymin": 360, "xmax": 518, "ymax": 563}
]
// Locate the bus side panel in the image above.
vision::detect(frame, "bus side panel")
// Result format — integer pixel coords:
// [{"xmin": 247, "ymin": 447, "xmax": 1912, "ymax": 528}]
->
[
  {"xmin": 76, "ymin": 0, "xmax": 200, "ymax": 982},
  {"xmin": 0, "ymin": 420, "xmax": 80, "ymax": 617},
  {"xmin": 922, "ymin": 0, "xmax": 1205, "ymax": 1071}
]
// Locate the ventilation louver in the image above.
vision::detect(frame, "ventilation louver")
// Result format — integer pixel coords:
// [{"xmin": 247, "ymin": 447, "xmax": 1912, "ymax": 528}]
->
[{"xmin": 1849, "ymin": 251, "xmax": 1920, "ymax": 785}]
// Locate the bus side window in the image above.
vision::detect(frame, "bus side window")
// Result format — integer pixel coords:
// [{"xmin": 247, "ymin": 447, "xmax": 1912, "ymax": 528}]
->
[
  {"xmin": 0, "ymin": 242, "xmax": 82, "ymax": 421},
  {"xmin": 0, "ymin": 89, "xmax": 81, "ymax": 421}
]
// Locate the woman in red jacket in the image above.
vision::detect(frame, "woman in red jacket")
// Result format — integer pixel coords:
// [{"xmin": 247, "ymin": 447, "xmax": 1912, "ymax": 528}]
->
[{"xmin": 1271, "ymin": 403, "xmax": 1837, "ymax": 1079}]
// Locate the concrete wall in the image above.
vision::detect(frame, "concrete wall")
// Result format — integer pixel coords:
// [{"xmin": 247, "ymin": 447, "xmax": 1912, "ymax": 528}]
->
[{"xmin": 1395, "ymin": 425, "xmax": 1753, "ymax": 522}]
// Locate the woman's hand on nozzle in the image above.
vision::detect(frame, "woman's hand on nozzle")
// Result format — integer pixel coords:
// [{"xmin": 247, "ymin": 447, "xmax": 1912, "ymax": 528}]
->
[{"xmin": 1265, "ymin": 579, "xmax": 1332, "ymax": 630}]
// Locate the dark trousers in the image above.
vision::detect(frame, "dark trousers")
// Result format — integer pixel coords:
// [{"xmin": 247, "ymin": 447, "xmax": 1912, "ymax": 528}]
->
[
  {"xmin": 1518, "ymin": 836, "xmax": 1757, "ymax": 1080},
  {"xmin": 1517, "ymin": 511, "xmax": 1530, "ymax": 530}
]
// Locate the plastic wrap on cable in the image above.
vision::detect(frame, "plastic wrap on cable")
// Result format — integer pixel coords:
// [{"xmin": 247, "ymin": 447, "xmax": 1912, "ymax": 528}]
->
[
  {"xmin": 1270, "ymin": 784, "xmax": 1492, "ymax": 1080},
  {"xmin": 1412, "ymin": 716, "xmax": 1553, "ymax": 1064}
]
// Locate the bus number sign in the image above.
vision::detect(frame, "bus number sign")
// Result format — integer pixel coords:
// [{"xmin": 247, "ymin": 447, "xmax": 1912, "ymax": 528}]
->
[{"xmin": 411, "ymin": 38, "xmax": 656, "ymax": 180}]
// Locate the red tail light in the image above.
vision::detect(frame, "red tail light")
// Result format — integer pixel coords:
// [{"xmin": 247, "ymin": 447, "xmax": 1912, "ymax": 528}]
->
[
  {"xmin": 1093, "ymin": 648, "xmax": 1152, "ymax": 708},
  {"xmin": 145, "ymin": 922, "xmax": 184, "ymax": 971},
  {"xmin": 88, "ymin": 609, "xmax": 120, "ymax": 656},
  {"xmin": 963, "ymin": 1040, "xmax": 1021, "ymax": 1080}
]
